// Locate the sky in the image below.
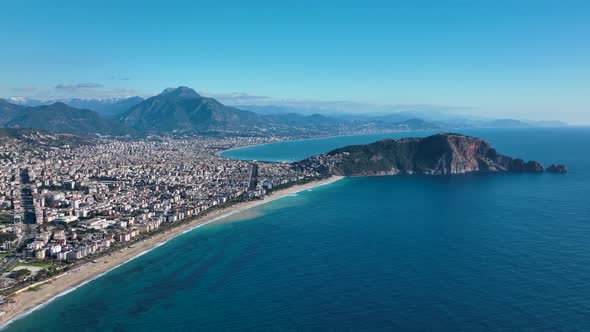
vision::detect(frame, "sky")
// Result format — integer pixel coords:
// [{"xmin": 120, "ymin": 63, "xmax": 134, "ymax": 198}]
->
[{"xmin": 1, "ymin": 0, "xmax": 589, "ymax": 124}]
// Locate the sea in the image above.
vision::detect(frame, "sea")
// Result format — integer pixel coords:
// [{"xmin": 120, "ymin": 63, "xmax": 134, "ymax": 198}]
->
[{"xmin": 4, "ymin": 127, "xmax": 590, "ymax": 331}]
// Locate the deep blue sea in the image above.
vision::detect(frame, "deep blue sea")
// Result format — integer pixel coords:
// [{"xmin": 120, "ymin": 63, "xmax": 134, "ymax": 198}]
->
[{"xmin": 4, "ymin": 128, "xmax": 590, "ymax": 331}]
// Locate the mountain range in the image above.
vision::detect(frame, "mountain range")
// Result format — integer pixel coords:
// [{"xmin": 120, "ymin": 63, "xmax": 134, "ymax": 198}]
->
[
  {"xmin": 0, "ymin": 99, "xmax": 27, "ymax": 124},
  {"xmin": 238, "ymin": 105, "xmax": 568, "ymax": 128},
  {"xmin": 1, "ymin": 87, "xmax": 434, "ymax": 136},
  {"xmin": 0, "ymin": 86, "xmax": 568, "ymax": 137},
  {"xmin": 3, "ymin": 102, "xmax": 128, "ymax": 136},
  {"xmin": 6, "ymin": 96, "xmax": 145, "ymax": 118}
]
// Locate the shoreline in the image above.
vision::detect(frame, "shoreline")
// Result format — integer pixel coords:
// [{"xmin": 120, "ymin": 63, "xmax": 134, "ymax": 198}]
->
[
  {"xmin": 0, "ymin": 176, "xmax": 344, "ymax": 329},
  {"xmin": 216, "ymin": 129, "xmax": 425, "ymax": 159}
]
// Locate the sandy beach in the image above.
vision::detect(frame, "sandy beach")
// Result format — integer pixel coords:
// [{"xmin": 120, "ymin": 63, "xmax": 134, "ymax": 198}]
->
[{"xmin": 0, "ymin": 176, "xmax": 343, "ymax": 328}]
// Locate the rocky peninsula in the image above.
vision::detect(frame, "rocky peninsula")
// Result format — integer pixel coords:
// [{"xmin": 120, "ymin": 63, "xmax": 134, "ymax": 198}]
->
[{"xmin": 294, "ymin": 133, "xmax": 567, "ymax": 176}]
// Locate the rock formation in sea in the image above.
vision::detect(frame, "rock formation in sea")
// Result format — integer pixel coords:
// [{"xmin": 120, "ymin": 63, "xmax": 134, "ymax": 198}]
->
[
  {"xmin": 294, "ymin": 133, "xmax": 567, "ymax": 176},
  {"xmin": 546, "ymin": 164, "xmax": 568, "ymax": 173}
]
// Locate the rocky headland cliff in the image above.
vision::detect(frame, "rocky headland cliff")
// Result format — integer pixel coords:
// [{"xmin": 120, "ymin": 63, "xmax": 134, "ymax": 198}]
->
[{"xmin": 295, "ymin": 133, "xmax": 567, "ymax": 176}]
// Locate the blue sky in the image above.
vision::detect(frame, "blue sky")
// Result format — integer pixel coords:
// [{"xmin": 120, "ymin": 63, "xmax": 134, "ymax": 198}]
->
[{"xmin": 1, "ymin": 0, "xmax": 589, "ymax": 123}]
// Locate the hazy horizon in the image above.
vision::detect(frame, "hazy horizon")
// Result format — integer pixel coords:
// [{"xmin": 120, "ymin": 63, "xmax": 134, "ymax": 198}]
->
[{"xmin": 1, "ymin": 1, "xmax": 588, "ymax": 124}]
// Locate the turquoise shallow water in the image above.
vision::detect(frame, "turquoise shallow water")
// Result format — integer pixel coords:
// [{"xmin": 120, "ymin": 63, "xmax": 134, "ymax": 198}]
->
[
  {"xmin": 5, "ymin": 128, "xmax": 590, "ymax": 331},
  {"xmin": 221, "ymin": 130, "xmax": 438, "ymax": 162}
]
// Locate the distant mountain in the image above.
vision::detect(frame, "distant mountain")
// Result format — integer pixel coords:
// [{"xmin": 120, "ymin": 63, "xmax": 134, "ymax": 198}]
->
[
  {"xmin": 483, "ymin": 119, "xmax": 531, "ymax": 128},
  {"xmin": 5, "ymin": 102, "xmax": 128, "ymax": 136},
  {"xmin": 5, "ymin": 97, "xmax": 46, "ymax": 107},
  {"xmin": 369, "ymin": 113, "xmax": 415, "ymax": 123},
  {"xmin": 120, "ymin": 87, "xmax": 269, "ymax": 133},
  {"xmin": 240, "ymin": 104, "xmax": 569, "ymax": 129},
  {"xmin": 527, "ymin": 120, "xmax": 569, "ymax": 127},
  {"xmin": 60, "ymin": 97, "xmax": 145, "ymax": 118},
  {"xmin": 6, "ymin": 96, "xmax": 145, "ymax": 118},
  {"xmin": 266, "ymin": 113, "xmax": 342, "ymax": 126},
  {"xmin": 237, "ymin": 105, "xmax": 440, "ymax": 130},
  {"xmin": 235, "ymin": 104, "xmax": 343, "ymax": 116},
  {"xmin": 235, "ymin": 105, "xmax": 303, "ymax": 115},
  {"xmin": 392, "ymin": 118, "xmax": 440, "ymax": 130},
  {"xmin": 0, "ymin": 99, "xmax": 27, "ymax": 125}
]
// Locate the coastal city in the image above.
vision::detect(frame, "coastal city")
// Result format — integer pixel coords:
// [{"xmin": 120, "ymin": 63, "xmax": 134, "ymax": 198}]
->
[
  {"xmin": 1, "ymin": 0, "xmax": 588, "ymax": 330},
  {"xmin": 0, "ymin": 133, "xmax": 332, "ymax": 312}
]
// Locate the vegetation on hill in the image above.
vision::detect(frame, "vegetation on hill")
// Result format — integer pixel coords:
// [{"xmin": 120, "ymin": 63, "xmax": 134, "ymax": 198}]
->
[{"xmin": 296, "ymin": 133, "xmax": 565, "ymax": 176}]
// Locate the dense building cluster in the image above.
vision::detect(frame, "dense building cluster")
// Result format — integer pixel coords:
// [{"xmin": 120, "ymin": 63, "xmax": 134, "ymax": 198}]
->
[{"xmin": 0, "ymin": 134, "xmax": 324, "ymax": 290}]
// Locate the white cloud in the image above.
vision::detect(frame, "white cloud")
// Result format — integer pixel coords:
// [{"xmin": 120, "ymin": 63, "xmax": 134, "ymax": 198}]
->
[{"xmin": 55, "ymin": 82, "xmax": 104, "ymax": 89}]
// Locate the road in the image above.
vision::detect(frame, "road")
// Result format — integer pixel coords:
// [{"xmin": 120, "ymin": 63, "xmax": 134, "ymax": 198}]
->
[
  {"xmin": 19, "ymin": 168, "xmax": 36, "ymax": 239},
  {"xmin": 248, "ymin": 163, "xmax": 258, "ymax": 190}
]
